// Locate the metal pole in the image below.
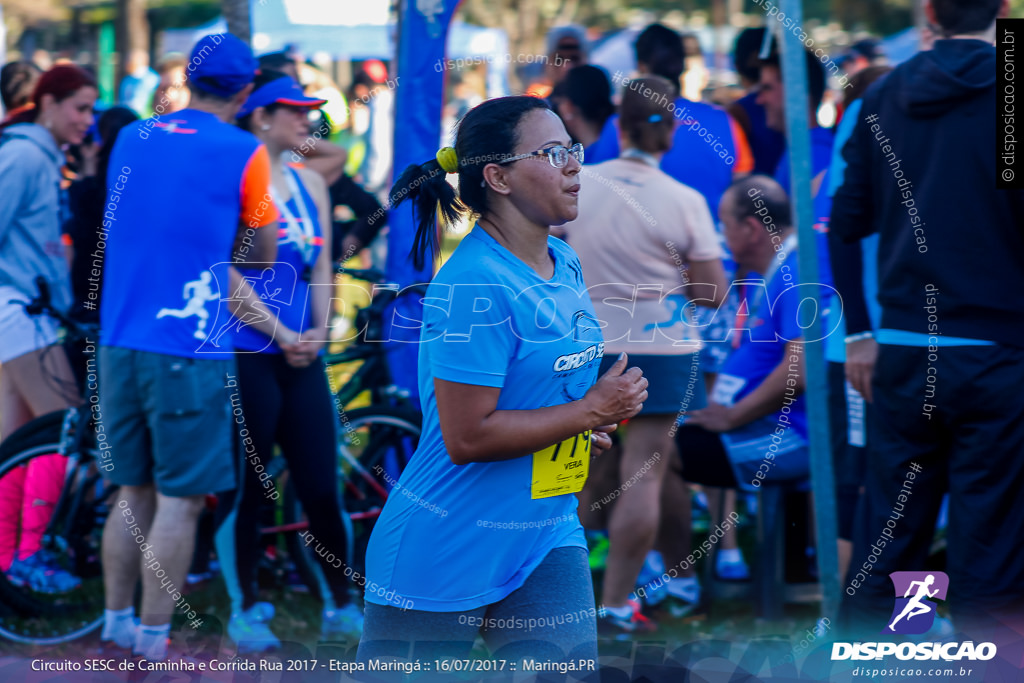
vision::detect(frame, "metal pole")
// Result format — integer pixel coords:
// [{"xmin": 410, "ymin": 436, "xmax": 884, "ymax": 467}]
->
[{"xmin": 777, "ymin": 0, "xmax": 840, "ymax": 624}]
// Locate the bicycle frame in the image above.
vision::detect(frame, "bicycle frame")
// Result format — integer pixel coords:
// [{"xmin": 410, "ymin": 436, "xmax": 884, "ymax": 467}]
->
[
  {"xmin": 43, "ymin": 406, "xmax": 117, "ymax": 553},
  {"xmin": 326, "ymin": 268, "xmax": 426, "ymax": 409}
]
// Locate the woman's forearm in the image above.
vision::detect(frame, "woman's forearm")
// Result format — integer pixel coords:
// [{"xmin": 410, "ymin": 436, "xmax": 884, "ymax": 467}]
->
[
  {"xmin": 442, "ymin": 396, "xmax": 601, "ymax": 466},
  {"xmin": 729, "ymin": 341, "xmax": 805, "ymax": 427}
]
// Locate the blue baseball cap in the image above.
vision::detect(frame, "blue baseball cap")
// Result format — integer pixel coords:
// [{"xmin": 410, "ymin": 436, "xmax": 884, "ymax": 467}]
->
[
  {"xmin": 237, "ymin": 75, "xmax": 327, "ymax": 118},
  {"xmin": 188, "ymin": 33, "xmax": 258, "ymax": 97}
]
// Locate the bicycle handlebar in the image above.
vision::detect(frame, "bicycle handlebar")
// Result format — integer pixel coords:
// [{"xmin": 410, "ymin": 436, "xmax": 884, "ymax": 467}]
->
[
  {"xmin": 14, "ymin": 276, "xmax": 98, "ymax": 344},
  {"xmin": 34, "ymin": 277, "xmax": 51, "ymax": 312},
  {"xmin": 336, "ymin": 266, "xmax": 388, "ymax": 284},
  {"xmin": 336, "ymin": 267, "xmax": 430, "ymax": 305}
]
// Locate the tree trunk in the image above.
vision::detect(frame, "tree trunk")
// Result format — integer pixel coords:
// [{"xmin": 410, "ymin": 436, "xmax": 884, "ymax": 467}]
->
[
  {"xmin": 115, "ymin": 0, "xmax": 149, "ymax": 94},
  {"xmin": 222, "ymin": 0, "xmax": 251, "ymax": 45}
]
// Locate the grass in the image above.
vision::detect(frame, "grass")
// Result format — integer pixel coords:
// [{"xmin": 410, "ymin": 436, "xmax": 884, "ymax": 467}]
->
[{"xmin": 0, "ymin": 504, "xmax": 828, "ymax": 664}]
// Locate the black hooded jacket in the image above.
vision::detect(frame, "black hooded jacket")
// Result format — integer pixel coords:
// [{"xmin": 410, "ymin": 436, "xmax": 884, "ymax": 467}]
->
[{"xmin": 830, "ymin": 39, "xmax": 1024, "ymax": 346}]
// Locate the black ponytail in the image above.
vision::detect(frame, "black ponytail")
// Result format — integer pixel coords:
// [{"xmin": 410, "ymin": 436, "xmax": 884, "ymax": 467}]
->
[
  {"xmin": 390, "ymin": 159, "xmax": 461, "ymax": 271},
  {"xmin": 392, "ymin": 95, "xmax": 551, "ymax": 272}
]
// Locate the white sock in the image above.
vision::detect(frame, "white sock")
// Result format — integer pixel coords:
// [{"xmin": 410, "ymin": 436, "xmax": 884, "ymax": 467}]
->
[
  {"xmin": 717, "ymin": 548, "xmax": 743, "ymax": 564},
  {"xmin": 602, "ymin": 604, "xmax": 635, "ymax": 618},
  {"xmin": 101, "ymin": 607, "xmax": 137, "ymax": 648},
  {"xmin": 134, "ymin": 624, "xmax": 171, "ymax": 660}
]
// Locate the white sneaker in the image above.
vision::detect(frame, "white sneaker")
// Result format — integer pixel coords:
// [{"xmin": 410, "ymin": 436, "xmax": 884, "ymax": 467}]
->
[{"xmin": 101, "ymin": 615, "xmax": 139, "ymax": 649}]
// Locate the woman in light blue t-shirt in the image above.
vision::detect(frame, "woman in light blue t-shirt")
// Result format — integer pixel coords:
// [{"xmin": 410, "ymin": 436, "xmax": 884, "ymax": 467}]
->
[{"xmin": 356, "ymin": 96, "xmax": 648, "ymax": 671}]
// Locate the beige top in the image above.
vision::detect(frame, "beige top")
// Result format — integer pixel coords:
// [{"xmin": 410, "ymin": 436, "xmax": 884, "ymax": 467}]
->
[{"xmin": 564, "ymin": 158, "xmax": 723, "ymax": 355}]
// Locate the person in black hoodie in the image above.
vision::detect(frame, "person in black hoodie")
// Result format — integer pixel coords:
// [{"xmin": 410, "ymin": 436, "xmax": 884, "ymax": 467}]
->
[{"xmin": 830, "ymin": 0, "xmax": 1024, "ymax": 644}]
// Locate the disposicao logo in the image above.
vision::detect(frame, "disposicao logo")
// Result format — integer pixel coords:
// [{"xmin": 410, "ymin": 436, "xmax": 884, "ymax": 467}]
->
[
  {"xmin": 831, "ymin": 571, "xmax": 997, "ymax": 663},
  {"xmin": 885, "ymin": 571, "xmax": 947, "ymax": 635}
]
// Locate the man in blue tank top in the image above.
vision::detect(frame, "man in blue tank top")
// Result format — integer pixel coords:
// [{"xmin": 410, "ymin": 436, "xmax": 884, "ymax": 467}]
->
[{"xmin": 97, "ymin": 34, "xmax": 278, "ymax": 661}]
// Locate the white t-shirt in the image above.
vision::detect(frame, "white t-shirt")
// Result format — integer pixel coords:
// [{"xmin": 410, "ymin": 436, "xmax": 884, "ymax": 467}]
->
[{"xmin": 564, "ymin": 158, "xmax": 723, "ymax": 355}]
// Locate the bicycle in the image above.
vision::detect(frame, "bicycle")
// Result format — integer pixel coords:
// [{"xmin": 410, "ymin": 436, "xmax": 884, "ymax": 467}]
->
[
  {"xmin": 0, "ymin": 272, "xmax": 426, "ymax": 641},
  {"xmin": 323, "ymin": 266, "xmax": 427, "ymax": 409}
]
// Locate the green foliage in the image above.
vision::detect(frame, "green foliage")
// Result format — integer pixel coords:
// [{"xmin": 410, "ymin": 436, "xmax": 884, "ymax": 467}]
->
[{"xmin": 146, "ymin": 0, "xmax": 222, "ymax": 32}]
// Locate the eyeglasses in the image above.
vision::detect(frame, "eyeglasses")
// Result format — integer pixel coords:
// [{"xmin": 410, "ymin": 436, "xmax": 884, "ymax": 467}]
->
[{"xmin": 499, "ymin": 143, "xmax": 584, "ymax": 169}]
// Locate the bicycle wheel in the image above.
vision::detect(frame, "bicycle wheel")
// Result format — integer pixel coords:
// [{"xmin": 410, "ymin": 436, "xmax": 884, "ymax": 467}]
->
[
  {"xmin": 0, "ymin": 410, "xmax": 67, "ymax": 457},
  {"xmin": 285, "ymin": 406, "xmax": 421, "ymax": 599},
  {"xmin": 0, "ymin": 432, "xmax": 111, "ymax": 645}
]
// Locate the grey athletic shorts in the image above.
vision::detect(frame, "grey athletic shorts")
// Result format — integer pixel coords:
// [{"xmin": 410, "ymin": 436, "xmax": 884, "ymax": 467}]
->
[{"xmin": 98, "ymin": 346, "xmax": 236, "ymax": 497}]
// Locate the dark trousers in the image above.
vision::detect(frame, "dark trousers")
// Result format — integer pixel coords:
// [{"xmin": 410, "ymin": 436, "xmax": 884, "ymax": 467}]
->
[
  {"xmin": 216, "ymin": 353, "xmax": 350, "ymax": 611},
  {"xmin": 841, "ymin": 344, "xmax": 1024, "ymax": 643},
  {"xmin": 828, "ymin": 361, "xmax": 868, "ymax": 541}
]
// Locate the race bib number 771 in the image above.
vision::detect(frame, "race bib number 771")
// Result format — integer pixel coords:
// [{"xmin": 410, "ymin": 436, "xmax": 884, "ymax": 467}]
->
[{"xmin": 531, "ymin": 430, "xmax": 591, "ymax": 499}]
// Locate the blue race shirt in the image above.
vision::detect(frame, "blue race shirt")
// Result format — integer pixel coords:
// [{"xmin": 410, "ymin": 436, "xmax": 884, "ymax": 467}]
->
[
  {"xmin": 714, "ymin": 247, "xmax": 810, "ymax": 438},
  {"xmin": 587, "ymin": 97, "xmax": 741, "ymax": 218},
  {"xmin": 774, "ymin": 126, "xmax": 835, "ymax": 317},
  {"xmin": 234, "ymin": 166, "xmax": 323, "ymax": 353},
  {"xmin": 101, "ymin": 109, "xmax": 275, "ymax": 359},
  {"xmin": 807, "ymin": 168, "xmax": 836, "ymax": 297},
  {"xmin": 774, "ymin": 126, "xmax": 835, "ymax": 196},
  {"xmin": 364, "ymin": 228, "xmax": 603, "ymax": 611}
]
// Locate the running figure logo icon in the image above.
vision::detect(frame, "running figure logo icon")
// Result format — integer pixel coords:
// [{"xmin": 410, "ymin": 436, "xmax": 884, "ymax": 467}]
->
[
  {"xmin": 884, "ymin": 571, "xmax": 949, "ymax": 634},
  {"xmin": 156, "ymin": 271, "xmax": 220, "ymax": 340}
]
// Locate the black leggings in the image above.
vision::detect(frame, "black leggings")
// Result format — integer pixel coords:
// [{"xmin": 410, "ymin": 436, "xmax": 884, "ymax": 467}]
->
[{"xmin": 215, "ymin": 352, "xmax": 350, "ymax": 612}]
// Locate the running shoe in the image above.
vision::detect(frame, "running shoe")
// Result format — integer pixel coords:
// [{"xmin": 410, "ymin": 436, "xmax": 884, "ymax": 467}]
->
[
  {"xmin": 186, "ymin": 571, "xmax": 214, "ymax": 585},
  {"xmin": 228, "ymin": 602, "xmax": 280, "ymax": 653},
  {"xmin": 636, "ymin": 576, "xmax": 669, "ymax": 607},
  {"xmin": 598, "ymin": 599, "xmax": 657, "ymax": 637},
  {"xmin": 321, "ymin": 603, "xmax": 364, "ymax": 639},
  {"xmin": 635, "ymin": 550, "xmax": 665, "ymax": 590},
  {"xmin": 134, "ymin": 625, "xmax": 171, "ymax": 661},
  {"xmin": 6, "ymin": 550, "xmax": 81, "ymax": 594},
  {"xmin": 715, "ymin": 553, "xmax": 751, "ymax": 581},
  {"xmin": 658, "ymin": 595, "xmax": 702, "ymax": 619},
  {"xmin": 652, "ymin": 577, "xmax": 701, "ymax": 619},
  {"xmin": 101, "ymin": 615, "xmax": 139, "ymax": 649}
]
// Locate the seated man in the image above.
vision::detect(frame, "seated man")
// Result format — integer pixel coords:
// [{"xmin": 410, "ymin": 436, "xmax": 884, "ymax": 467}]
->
[{"xmin": 688, "ymin": 175, "xmax": 825, "ymax": 487}]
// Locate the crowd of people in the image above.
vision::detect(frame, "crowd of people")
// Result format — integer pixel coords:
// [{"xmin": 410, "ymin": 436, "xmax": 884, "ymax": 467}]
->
[
  {"xmin": 0, "ymin": 0, "xmax": 1020, "ymax": 674},
  {"xmin": 0, "ymin": 34, "xmax": 387, "ymax": 660}
]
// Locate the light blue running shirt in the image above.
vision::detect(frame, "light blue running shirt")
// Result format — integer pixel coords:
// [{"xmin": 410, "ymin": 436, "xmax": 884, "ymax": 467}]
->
[{"xmin": 364, "ymin": 227, "xmax": 604, "ymax": 611}]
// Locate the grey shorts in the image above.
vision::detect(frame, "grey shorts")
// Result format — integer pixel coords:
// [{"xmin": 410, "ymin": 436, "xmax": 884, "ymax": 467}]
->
[
  {"xmin": 98, "ymin": 346, "xmax": 236, "ymax": 497},
  {"xmin": 598, "ymin": 352, "xmax": 707, "ymax": 415}
]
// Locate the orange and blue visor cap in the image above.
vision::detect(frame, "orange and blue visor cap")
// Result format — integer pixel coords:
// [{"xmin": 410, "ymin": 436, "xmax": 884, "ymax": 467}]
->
[{"xmin": 238, "ymin": 75, "xmax": 327, "ymax": 118}]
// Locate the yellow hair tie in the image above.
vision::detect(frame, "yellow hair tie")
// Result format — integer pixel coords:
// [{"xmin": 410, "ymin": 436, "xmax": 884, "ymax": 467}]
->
[{"xmin": 436, "ymin": 147, "xmax": 459, "ymax": 174}]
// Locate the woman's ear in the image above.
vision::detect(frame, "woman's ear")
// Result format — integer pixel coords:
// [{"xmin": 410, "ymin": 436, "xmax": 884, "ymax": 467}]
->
[
  {"xmin": 481, "ymin": 163, "xmax": 512, "ymax": 196},
  {"xmin": 37, "ymin": 92, "xmax": 57, "ymax": 118},
  {"xmin": 252, "ymin": 107, "xmax": 271, "ymax": 132}
]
